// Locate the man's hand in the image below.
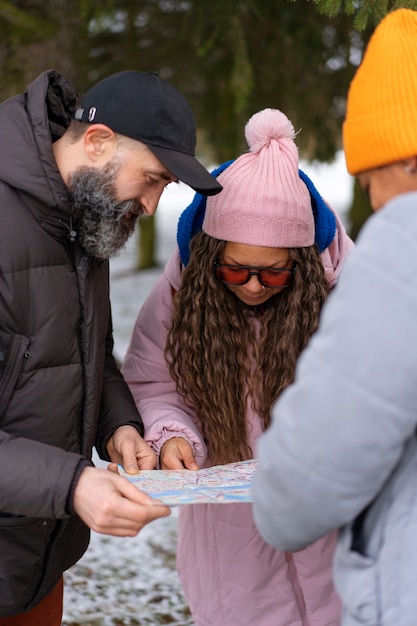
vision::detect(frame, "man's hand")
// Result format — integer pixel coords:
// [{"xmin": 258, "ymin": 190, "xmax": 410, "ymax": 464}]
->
[
  {"xmin": 73, "ymin": 466, "xmax": 170, "ymax": 536},
  {"xmin": 160, "ymin": 437, "xmax": 199, "ymax": 470},
  {"xmin": 106, "ymin": 425, "xmax": 157, "ymax": 473}
]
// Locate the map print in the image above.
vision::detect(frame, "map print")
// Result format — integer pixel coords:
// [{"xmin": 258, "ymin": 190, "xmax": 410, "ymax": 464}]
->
[{"xmin": 118, "ymin": 459, "xmax": 257, "ymax": 506}]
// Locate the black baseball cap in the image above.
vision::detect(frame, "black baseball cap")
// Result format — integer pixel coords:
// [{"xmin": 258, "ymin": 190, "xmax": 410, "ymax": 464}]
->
[{"xmin": 73, "ymin": 70, "xmax": 222, "ymax": 196}]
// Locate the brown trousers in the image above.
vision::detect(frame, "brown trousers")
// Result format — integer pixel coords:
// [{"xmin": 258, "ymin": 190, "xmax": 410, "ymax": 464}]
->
[{"xmin": 0, "ymin": 576, "xmax": 63, "ymax": 626}]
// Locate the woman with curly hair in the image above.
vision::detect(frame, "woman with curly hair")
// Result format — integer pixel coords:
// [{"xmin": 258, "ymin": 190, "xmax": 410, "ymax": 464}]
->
[{"xmin": 122, "ymin": 108, "xmax": 354, "ymax": 626}]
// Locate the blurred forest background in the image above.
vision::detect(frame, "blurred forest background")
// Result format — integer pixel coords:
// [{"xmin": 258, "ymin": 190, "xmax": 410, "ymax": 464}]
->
[{"xmin": 1, "ymin": 0, "xmax": 416, "ymax": 265}]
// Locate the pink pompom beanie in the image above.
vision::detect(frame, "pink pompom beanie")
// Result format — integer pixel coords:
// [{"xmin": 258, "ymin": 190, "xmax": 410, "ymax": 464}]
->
[{"xmin": 202, "ymin": 108, "xmax": 315, "ymax": 247}]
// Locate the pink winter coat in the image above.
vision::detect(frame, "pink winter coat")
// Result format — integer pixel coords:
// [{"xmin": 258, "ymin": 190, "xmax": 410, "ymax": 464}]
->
[{"xmin": 122, "ymin": 212, "xmax": 353, "ymax": 626}]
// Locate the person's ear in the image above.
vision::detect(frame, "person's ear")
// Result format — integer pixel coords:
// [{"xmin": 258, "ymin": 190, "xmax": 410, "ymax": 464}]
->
[
  {"xmin": 83, "ymin": 124, "xmax": 118, "ymax": 164},
  {"xmin": 404, "ymin": 155, "xmax": 417, "ymax": 174}
]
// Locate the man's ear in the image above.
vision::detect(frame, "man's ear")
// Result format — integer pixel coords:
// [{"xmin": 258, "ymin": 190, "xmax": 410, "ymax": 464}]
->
[
  {"xmin": 409, "ymin": 155, "xmax": 417, "ymax": 172},
  {"xmin": 83, "ymin": 124, "xmax": 118, "ymax": 164}
]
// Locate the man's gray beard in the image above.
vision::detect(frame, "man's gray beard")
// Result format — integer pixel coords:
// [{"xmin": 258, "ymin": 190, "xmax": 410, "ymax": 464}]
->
[{"xmin": 69, "ymin": 161, "xmax": 144, "ymax": 261}]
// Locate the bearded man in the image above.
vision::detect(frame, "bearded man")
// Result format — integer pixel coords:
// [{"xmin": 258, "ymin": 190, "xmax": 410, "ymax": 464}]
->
[{"xmin": 0, "ymin": 69, "xmax": 221, "ymax": 625}]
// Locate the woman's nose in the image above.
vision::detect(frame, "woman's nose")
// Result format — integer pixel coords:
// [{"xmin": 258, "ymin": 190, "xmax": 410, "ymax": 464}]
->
[{"xmin": 244, "ymin": 274, "xmax": 264, "ymax": 292}]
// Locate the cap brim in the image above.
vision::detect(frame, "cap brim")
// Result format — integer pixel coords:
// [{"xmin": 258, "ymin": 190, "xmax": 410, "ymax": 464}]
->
[{"xmin": 148, "ymin": 145, "xmax": 223, "ymax": 196}]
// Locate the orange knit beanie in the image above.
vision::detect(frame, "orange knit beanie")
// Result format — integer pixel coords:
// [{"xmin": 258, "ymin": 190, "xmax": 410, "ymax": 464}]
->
[{"xmin": 343, "ymin": 8, "xmax": 417, "ymax": 175}]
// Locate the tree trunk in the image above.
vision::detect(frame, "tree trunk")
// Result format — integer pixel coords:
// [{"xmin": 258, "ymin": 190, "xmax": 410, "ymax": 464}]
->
[
  {"xmin": 136, "ymin": 215, "xmax": 157, "ymax": 270},
  {"xmin": 347, "ymin": 178, "xmax": 373, "ymax": 241}
]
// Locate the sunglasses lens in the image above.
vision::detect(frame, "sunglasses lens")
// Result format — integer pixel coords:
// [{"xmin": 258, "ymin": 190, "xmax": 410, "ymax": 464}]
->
[
  {"xmin": 215, "ymin": 266, "xmax": 249, "ymax": 285},
  {"xmin": 259, "ymin": 269, "xmax": 293, "ymax": 287}
]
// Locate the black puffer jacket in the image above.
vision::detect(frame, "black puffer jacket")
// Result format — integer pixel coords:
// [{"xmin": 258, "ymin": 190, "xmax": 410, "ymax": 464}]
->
[{"xmin": 0, "ymin": 70, "xmax": 144, "ymax": 616}]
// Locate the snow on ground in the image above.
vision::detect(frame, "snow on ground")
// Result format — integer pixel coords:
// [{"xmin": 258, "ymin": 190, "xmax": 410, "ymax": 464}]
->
[{"xmin": 62, "ymin": 154, "xmax": 352, "ymax": 626}]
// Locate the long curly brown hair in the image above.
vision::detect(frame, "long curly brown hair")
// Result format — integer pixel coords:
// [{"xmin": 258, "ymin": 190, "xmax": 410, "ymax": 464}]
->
[{"xmin": 165, "ymin": 231, "xmax": 330, "ymax": 465}]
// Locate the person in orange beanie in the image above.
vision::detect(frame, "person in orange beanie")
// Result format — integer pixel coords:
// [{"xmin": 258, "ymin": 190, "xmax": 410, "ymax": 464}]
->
[{"xmin": 253, "ymin": 9, "xmax": 417, "ymax": 626}]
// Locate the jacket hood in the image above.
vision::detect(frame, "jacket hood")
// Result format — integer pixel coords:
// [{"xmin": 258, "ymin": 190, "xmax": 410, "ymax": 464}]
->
[{"xmin": 0, "ymin": 70, "xmax": 78, "ymax": 217}]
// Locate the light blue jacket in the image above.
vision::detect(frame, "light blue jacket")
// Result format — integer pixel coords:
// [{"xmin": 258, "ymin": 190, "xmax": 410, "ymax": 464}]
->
[{"xmin": 252, "ymin": 191, "xmax": 417, "ymax": 626}]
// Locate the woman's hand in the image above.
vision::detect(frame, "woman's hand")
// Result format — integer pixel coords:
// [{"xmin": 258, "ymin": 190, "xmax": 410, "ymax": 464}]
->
[{"xmin": 160, "ymin": 437, "xmax": 199, "ymax": 470}]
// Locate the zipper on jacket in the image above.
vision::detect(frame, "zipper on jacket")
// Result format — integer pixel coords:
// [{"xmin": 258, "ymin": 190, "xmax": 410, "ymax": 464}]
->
[{"xmin": 0, "ymin": 335, "xmax": 31, "ymax": 420}]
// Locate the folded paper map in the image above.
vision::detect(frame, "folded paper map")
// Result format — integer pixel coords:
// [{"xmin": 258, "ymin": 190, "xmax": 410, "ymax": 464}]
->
[{"xmin": 118, "ymin": 459, "xmax": 257, "ymax": 506}]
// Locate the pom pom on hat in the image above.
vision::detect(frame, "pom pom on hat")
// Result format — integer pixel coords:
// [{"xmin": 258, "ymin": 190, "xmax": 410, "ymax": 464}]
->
[
  {"xmin": 245, "ymin": 107, "xmax": 296, "ymax": 153},
  {"xmin": 202, "ymin": 108, "xmax": 315, "ymax": 248}
]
